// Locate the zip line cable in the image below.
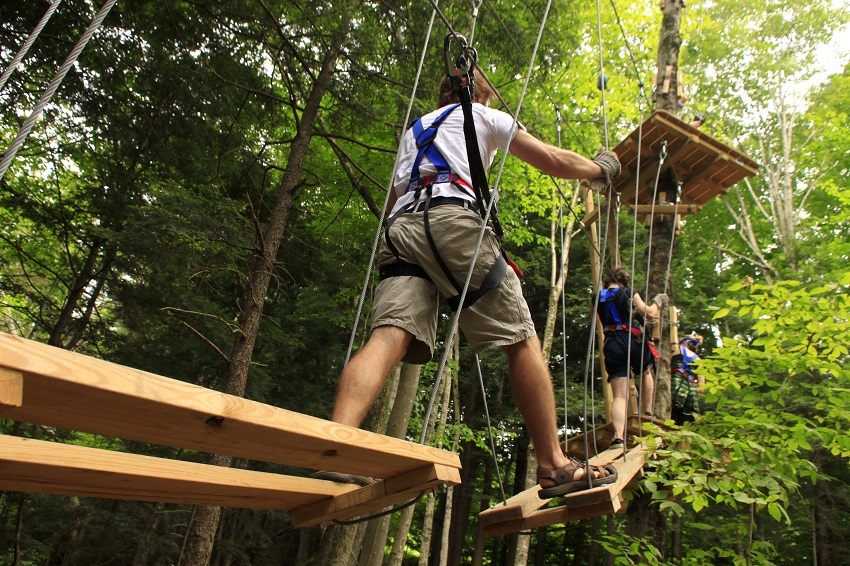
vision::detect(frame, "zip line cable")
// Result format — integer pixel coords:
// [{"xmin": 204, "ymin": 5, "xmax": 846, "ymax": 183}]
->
[
  {"xmin": 0, "ymin": 0, "xmax": 63, "ymax": 94},
  {"xmin": 622, "ymin": 96, "xmax": 646, "ymax": 460},
  {"xmin": 344, "ymin": 3, "xmax": 439, "ymax": 365},
  {"xmin": 608, "ymin": 0, "xmax": 652, "ymax": 108},
  {"xmin": 0, "ymin": 0, "xmax": 118, "ymax": 182}
]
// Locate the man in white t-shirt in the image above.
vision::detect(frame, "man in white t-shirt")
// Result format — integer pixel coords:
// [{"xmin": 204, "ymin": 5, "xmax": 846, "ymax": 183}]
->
[{"xmin": 321, "ymin": 75, "xmax": 622, "ymax": 496}]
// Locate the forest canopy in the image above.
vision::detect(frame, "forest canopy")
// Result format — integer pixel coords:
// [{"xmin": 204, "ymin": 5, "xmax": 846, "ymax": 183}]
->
[{"xmin": 1, "ymin": 0, "xmax": 849, "ymax": 564}]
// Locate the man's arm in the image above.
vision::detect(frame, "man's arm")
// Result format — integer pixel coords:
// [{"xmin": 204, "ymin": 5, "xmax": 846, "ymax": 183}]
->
[{"xmin": 508, "ymin": 129, "xmax": 606, "ymax": 180}]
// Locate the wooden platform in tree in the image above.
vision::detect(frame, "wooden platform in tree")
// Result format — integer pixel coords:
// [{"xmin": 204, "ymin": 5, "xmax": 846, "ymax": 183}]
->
[
  {"xmin": 566, "ymin": 415, "xmax": 666, "ymax": 461},
  {"xmin": 479, "ymin": 441, "xmax": 649, "ymax": 536},
  {"xmin": 0, "ymin": 333, "xmax": 461, "ymax": 528},
  {"xmin": 581, "ymin": 110, "xmax": 758, "ymax": 226}
]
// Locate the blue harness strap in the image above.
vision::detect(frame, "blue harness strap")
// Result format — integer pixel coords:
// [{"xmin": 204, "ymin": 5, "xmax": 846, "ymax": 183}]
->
[
  {"xmin": 408, "ymin": 103, "xmax": 461, "ymax": 193},
  {"xmin": 599, "ymin": 287, "xmax": 624, "ymax": 327},
  {"xmin": 680, "ymin": 345, "xmax": 699, "ymax": 380}
]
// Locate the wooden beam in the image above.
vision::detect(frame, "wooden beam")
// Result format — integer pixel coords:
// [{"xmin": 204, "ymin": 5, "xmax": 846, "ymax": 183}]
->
[
  {"xmin": 0, "ymin": 434, "xmax": 359, "ymax": 510},
  {"xmin": 0, "ymin": 368, "xmax": 22, "ymax": 406},
  {"xmin": 0, "ymin": 334, "xmax": 460, "ymax": 480},
  {"xmin": 479, "ymin": 441, "xmax": 625, "ymax": 527},
  {"xmin": 628, "ymin": 204, "xmax": 702, "ymax": 215},
  {"xmin": 483, "ymin": 497, "xmax": 627, "ymax": 537},
  {"xmin": 289, "ymin": 463, "xmax": 460, "ymax": 528},
  {"xmin": 580, "ymin": 206, "xmax": 601, "ymax": 227}
]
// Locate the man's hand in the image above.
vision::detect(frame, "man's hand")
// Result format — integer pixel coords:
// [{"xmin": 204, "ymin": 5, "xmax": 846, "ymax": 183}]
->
[
  {"xmin": 592, "ymin": 150, "xmax": 622, "ymax": 185},
  {"xmin": 652, "ymin": 293, "xmax": 669, "ymax": 309}
]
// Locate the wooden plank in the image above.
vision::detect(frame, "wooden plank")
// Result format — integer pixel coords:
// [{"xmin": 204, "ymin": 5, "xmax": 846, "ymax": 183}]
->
[
  {"xmin": 610, "ymin": 111, "xmax": 758, "ymax": 204},
  {"xmin": 0, "ymin": 434, "xmax": 359, "ymax": 510},
  {"xmin": 483, "ymin": 497, "xmax": 627, "ymax": 537},
  {"xmin": 579, "ymin": 206, "xmax": 601, "ymax": 227},
  {"xmin": 289, "ymin": 463, "xmax": 461, "ymax": 528},
  {"xmin": 629, "ymin": 204, "xmax": 702, "ymax": 216},
  {"xmin": 479, "ymin": 445, "xmax": 625, "ymax": 527},
  {"xmin": 0, "ymin": 368, "xmax": 22, "ymax": 406},
  {"xmin": 562, "ymin": 445, "xmax": 647, "ymax": 509},
  {"xmin": 0, "ymin": 334, "xmax": 460, "ymax": 479}
]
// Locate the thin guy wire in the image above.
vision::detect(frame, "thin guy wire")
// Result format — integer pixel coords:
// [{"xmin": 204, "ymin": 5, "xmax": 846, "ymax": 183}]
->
[
  {"xmin": 467, "ymin": 0, "xmax": 484, "ymax": 47},
  {"xmin": 636, "ymin": 144, "xmax": 667, "ymax": 436},
  {"xmin": 421, "ymin": 0, "xmax": 554, "ymax": 444},
  {"xmin": 344, "ymin": 3, "xmax": 438, "ymax": 364},
  {"xmin": 0, "ymin": 0, "xmax": 63, "ymax": 93},
  {"xmin": 624, "ymin": 96, "xmax": 646, "ymax": 460},
  {"xmin": 0, "ymin": 0, "xmax": 118, "ymax": 182},
  {"xmin": 608, "ymin": 0, "xmax": 652, "ymax": 108},
  {"xmin": 595, "ymin": 0, "xmax": 610, "ymax": 149},
  {"xmin": 477, "ymin": 354, "xmax": 508, "ymax": 504}
]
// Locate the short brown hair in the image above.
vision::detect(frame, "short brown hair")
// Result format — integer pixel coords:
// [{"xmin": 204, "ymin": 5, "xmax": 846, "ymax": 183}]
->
[
  {"xmin": 603, "ymin": 267, "xmax": 631, "ymax": 287},
  {"xmin": 438, "ymin": 74, "xmax": 495, "ymax": 108}
]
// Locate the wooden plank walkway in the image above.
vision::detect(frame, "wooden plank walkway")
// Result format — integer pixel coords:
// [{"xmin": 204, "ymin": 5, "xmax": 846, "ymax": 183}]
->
[
  {"xmin": 480, "ymin": 443, "xmax": 648, "ymax": 536},
  {"xmin": 0, "ymin": 333, "xmax": 462, "ymax": 527},
  {"xmin": 480, "ymin": 418, "xmax": 664, "ymax": 536}
]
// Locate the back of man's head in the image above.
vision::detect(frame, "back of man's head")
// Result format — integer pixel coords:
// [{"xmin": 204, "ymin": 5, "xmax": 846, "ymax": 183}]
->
[{"xmin": 438, "ymin": 74, "xmax": 495, "ymax": 108}]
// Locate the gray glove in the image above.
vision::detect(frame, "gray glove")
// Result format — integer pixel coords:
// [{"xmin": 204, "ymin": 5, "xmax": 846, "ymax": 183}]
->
[
  {"xmin": 592, "ymin": 150, "xmax": 622, "ymax": 184},
  {"xmin": 652, "ymin": 293, "xmax": 669, "ymax": 309}
]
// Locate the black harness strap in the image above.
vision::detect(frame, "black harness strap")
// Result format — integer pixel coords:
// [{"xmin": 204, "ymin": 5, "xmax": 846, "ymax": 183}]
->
[{"xmin": 378, "ymin": 261, "xmax": 432, "ymax": 282}]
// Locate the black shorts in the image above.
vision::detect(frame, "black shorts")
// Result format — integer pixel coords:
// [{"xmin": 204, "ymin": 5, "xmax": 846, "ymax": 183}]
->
[{"xmin": 603, "ymin": 330, "xmax": 655, "ymax": 380}]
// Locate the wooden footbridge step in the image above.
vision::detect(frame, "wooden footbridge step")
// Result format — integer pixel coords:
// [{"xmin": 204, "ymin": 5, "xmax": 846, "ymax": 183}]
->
[
  {"xmin": 0, "ymin": 333, "xmax": 461, "ymax": 528},
  {"xmin": 480, "ymin": 420, "xmax": 663, "ymax": 536}
]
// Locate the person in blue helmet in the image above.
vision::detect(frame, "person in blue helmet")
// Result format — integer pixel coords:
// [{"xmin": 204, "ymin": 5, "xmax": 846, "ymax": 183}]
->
[
  {"xmin": 594, "ymin": 267, "xmax": 668, "ymax": 447},
  {"xmin": 671, "ymin": 332, "xmax": 704, "ymax": 425}
]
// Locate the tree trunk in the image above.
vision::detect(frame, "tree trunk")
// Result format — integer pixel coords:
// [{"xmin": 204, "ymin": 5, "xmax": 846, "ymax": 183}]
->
[
  {"xmin": 388, "ymin": 504, "xmax": 417, "ymax": 566},
  {"xmin": 360, "ymin": 363, "xmax": 423, "ymax": 566},
  {"xmin": 180, "ymin": 4, "xmax": 358, "ymax": 563},
  {"xmin": 471, "ymin": 459, "xmax": 494, "ymax": 566},
  {"xmin": 650, "ymin": 0, "xmax": 683, "ymax": 423},
  {"xmin": 541, "ymin": 180, "xmax": 581, "ymax": 361}
]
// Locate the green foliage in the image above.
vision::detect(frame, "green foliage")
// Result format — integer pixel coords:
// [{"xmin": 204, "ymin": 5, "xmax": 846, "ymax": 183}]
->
[{"xmin": 645, "ymin": 277, "xmax": 850, "ymax": 562}]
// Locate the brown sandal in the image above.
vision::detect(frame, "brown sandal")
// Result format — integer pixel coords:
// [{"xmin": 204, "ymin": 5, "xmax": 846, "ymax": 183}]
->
[{"xmin": 537, "ymin": 459, "xmax": 618, "ymax": 498}]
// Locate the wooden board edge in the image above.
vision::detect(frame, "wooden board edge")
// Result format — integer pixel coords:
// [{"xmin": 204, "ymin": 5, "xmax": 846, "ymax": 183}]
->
[
  {"xmin": 289, "ymin": 463, "xmax": 461, "ymax": 528},
  {"xmin": 0, "ymin": 368, "xmax": 23, "ymax": 406},
  {"xmin": 0, "ymin": 434, "xmax": 360, "ymax": 511}
]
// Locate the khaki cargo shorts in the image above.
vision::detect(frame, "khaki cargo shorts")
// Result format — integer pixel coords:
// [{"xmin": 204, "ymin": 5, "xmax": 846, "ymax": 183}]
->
[{"xmin": 372, "ymin": 204, "xmax": 536, "ymax": 364}]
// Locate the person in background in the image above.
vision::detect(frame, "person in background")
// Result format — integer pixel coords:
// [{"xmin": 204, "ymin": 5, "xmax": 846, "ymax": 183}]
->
[
  {"xmin": 594, "ymin": 267, "xmax": 668, "ymax": 448},
  {"xmin": 671, "ymin": 333, "xmax": 704, "ymax": 425}
]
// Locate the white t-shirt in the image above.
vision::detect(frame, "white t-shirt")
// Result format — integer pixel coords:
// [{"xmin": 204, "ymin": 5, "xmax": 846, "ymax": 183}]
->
[{"xmin": 390, "ymin": 103, "xmax": 518, "ymax": 215}]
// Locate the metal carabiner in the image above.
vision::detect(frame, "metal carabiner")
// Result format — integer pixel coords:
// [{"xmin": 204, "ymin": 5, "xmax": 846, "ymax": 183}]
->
[{"xmin": 443, "ymin": 32, "xmax": 477, "ymax": 79}]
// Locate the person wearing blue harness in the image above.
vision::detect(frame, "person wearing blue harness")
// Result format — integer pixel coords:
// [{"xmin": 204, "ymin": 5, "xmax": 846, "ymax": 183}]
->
[
  {"xmin": 671, "ymin": 333, "xmax": 704, "ymax": 424},
  {"xmin": 322, "ymin": 59, "xmax": 623, "ymax": 496},
  {"xmin": 594, "ymin": 267, "xmax": 668, "ymax": 447}
]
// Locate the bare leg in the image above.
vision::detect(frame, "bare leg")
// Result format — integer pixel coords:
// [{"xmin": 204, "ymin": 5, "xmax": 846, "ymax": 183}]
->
[
  {"xmin": 640, "ymin": 367, "xmax": 655, "ymax": 415},
  {"xmin": 610, "ymin": 376, "xmax": 629, "ymax": 440},
  {"xmin": 501, "ymin": 336, "xmax": 570, "ymax": 471},
  {"xmin": 331, "ymin": 325, "xmax": 413, "ymax": 427}
]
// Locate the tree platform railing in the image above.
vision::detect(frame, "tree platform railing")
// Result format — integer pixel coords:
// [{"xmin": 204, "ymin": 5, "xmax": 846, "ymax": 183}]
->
[{"xmin": 0, "ymin": 333, "xmax": 461, "ymax": 528}]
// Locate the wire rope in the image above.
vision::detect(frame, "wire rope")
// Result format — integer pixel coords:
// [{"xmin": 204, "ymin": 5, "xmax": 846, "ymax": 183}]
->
[
  {"xmin": 419, "ymin": 0, "xmax": 554, "ymax": 459},
  {"xmin": 344, "ymin": 3, "xmax": 439, "ymax": 365},
  {"xmin": 0, "ymin": 0, "xmax": 118, "ymax": 182},
  {"xmin": 0, "ymin": 0, "xmax": 63, "ymax": 94}
]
